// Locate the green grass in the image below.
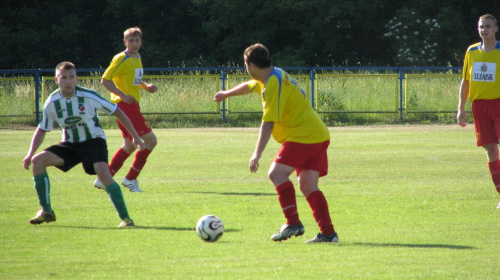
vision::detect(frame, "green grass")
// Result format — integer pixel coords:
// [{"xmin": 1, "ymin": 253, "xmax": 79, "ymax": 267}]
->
[
  {"xmin": 0, "ymin": 71, "xmax": 469, "ymax": 128},
  {"xmin": 1, "ymin": 125, "xmax": 499, "ymax": 279}
]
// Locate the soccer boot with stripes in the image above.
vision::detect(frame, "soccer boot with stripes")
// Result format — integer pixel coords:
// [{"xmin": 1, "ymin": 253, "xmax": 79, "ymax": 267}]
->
[
  {"xmin": 122, "ymin": 177, "xmax": 143, "ymax": 192},
  {"xmin": 271, "ymin": 222, "xmax": 305, "ymax": 241},
  {"xmin": 305, "ymin": 232, "xmax": 339, "ymax": 243}
]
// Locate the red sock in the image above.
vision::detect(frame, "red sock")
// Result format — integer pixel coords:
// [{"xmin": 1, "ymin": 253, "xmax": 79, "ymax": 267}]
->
[
  {"xmin": 306, "ymin": 191, "xmax": 335, "ymax": 236},
  {"xmin": 109, "ymin": 148, "xmax": 131, "ymax": 176},
  {"xmin": 488, "ymin": 160, "xmax": 500, "ymax": 187},
  {"xmin": 275, "ymin": 181, "xmax": 300, "ymax": 225},
  {"xmin": 126, "ymin": 149, "xmax": 152, "ymax": 180}
]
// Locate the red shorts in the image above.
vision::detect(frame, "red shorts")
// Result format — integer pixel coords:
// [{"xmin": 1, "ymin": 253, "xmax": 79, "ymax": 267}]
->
[
  {"xmin": 274, "ymin": 140, "xmax": 330, "ymax": 177},
  {"xmin": 472, "ymin": 99, "xmax": 500, "ymax": 146},
  {"xmin": 116, "ymin": 101, "xmax": 152, "ymax": 139}
]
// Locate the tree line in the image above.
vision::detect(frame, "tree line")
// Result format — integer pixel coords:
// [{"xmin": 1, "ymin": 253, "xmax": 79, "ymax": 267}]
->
[{"xmin": 1, "ymin": 0, "xmax": 498, "ymax": 70}]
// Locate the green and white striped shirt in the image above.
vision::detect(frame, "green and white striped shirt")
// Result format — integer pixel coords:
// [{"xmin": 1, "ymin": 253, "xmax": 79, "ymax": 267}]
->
[{"xmin": 39, "ymin": 85, "xmax": 117, "ymax": 143}]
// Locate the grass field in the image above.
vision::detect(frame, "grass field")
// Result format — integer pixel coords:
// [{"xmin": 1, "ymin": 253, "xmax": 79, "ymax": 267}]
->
[{"xmin": 1, "ymin": 125, "xmax": 499, "ymax": 279}]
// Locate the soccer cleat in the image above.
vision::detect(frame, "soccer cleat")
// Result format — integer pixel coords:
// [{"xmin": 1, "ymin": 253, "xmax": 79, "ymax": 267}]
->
[
  {"xmin": 94, "ymin": 178, "xmax": 105, "ymax": 190},
  {"xmin": 118, "ymin": 217, "xmax": 135, "ymax": 228},
  {"xmin": 122, "ymin": 177, "xmax": 143, "ymax": 192},
  {"xmin": 29, "ymin": 210, "xmax": 56, "ymax": 225},
  {"xmin": 496, "ymin": 201, "xmax": 500, "ymax": 209},
  {"xmin": 305, "ymin": 232, "xmax": 339, "ymax": 243},
  {"xmin": 271, "ymin": 222, "xmax": 305, "ymax": 241}
]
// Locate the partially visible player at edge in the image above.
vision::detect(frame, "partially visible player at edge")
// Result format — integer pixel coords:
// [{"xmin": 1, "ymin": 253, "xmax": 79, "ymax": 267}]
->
[
  {"xmin": 457, "ymin": 14, "xmax": 500, "ymax": 209},
  {"xmin": 23, "ymin": 61, "xmax": 144, "ymax": 227},
  {"xmin": 214, "ymin": 43, "xmax": 339, "ymax": 243},
  {"xmin": 95, "ymin": 27, "xmax": 158, "ymax": 192}
]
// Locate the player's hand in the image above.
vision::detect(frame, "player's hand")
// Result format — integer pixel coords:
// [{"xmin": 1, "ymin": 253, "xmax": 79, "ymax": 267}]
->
[
  {"xmin": 23, "ymin": 155, "xmax": 32, "ymax": 170},
  {"xmin": 213, "ymin": 91, "xmax": 227, "ymax": 103},
  {"xmin": 145, "ymin": 84, "xmax": 158, "ymax": 93},
  {"xmin": 249, "ymin": 153, "xmax": 261, "ymax": 173},
  {"xmin": 122, "ymin": 95, "xmax": 137, "ymax": 105},
  {"xmin": 457, "ymin": 109, "xmax": 467, "ymax": 127},
  {"xmin": 133, "ymin": 138, "xmax": 145, "ymax": 151}
]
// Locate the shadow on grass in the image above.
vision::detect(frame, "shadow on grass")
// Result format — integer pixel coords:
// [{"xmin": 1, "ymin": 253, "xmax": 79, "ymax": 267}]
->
[
  {"xmin": 51, "ymin": 225, "xmax": 240, "ymax": 232},
  {"xmin": 191, "ymin": 191, "xmax": 276, "ymax": 196},
  {"xmin": 347, "ymin": 242, "xmax": 478, "ymax": 250}
]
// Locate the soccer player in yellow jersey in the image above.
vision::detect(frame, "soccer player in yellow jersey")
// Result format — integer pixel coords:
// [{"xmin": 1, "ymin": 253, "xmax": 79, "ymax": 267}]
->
[
  {"xmin": 95, "ymin": 27, "xmax": 158, "ymax": 192},
  {"xmin": 457, "ymin": 14, "xmax": 500, "ymax": 208},
  {"xmin": 214, "ymin": 44, "xmax": 338, "ymax": 243}
]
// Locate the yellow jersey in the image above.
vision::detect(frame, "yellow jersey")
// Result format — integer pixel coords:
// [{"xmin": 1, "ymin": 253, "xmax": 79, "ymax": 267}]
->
[
  {"xmin": 462, "ymin": 41, "xmax": 500, "ymax": 102},
  {"xmin": 247, "ymin": 67, "xmax": 330, "ymax": 144},
  {"xmin": 102, "ymin": 52, "xmax": 144, "ymax": 103}
]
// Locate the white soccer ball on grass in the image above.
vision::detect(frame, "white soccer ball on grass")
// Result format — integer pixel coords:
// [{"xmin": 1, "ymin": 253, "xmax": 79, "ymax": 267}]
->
[{"xmin": 196, "ymin": 215, "xmax": 224, "ymax": 242}]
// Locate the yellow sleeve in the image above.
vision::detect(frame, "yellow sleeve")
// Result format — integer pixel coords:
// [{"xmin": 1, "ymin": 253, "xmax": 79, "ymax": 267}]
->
[{"xmin": 102, "ymin": 53, "xmax": 124, "ymax": 81}]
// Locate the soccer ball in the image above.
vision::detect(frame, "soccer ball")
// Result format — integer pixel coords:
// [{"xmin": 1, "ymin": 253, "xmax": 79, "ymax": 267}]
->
[{"xmin": 196, "ymin": 215, "xmax": 224, "ymax": 242}]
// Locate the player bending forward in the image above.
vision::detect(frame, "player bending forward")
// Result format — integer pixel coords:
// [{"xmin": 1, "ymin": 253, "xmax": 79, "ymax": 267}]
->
[
  {"xmin": 214, "ymin": 44, "xmax": 339, "ymax": 243},
  {"xmin": 23, "ymin": 62, "xmax": 144, "ymax": 227}
]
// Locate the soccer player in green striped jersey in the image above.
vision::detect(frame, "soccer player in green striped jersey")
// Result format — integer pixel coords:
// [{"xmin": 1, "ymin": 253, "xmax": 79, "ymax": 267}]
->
[{"xmin": 23, "ymin": 62, "xmax": 145, "ymax": 227}]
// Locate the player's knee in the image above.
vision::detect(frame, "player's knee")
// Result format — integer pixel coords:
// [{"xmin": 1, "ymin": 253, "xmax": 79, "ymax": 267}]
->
[
  {"xmin": 299, "ymin": 184, "xmax": 319, "ymax": 197},
  {"xmin": 143, "ymin": 133, "xmax": 157, "ymax": 150},
  {"xmin": 268, "ymin": 169, "xmax": 286, "ymax": 185},
  {"xmin": 146, "ymin": 136, "xmax": 157, "ymax": 149},
  {"xmin": 31, "ymin": 153, "xmax": 48, "ymax": 168}
]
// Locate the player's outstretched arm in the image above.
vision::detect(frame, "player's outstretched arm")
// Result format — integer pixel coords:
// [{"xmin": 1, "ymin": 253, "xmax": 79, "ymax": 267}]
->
[{"xmin": 214, "ymin": 82, "xmax": 252, "ymax": 102}]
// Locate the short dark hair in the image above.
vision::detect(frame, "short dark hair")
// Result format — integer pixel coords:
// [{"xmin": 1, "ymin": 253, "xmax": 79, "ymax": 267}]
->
[
  {"xmin": 55, "ymin": 61, "xmax": 76, "ymax": 76},
  {"xmin": 480, "ymin": 14, "xmax": 497, "ymax": 26},
  {"xmin": 244, "ymin": 43, "xmax": 272, "ymax": 68}
]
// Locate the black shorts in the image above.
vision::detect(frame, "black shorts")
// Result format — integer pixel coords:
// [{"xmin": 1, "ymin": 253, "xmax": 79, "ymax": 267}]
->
[{"xmin": 45, "ymin": 138, "xmax": 108, "ymax": 175}]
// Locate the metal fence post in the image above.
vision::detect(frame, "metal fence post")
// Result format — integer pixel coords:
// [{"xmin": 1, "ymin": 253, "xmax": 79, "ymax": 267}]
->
[
  {"xmin": 34, "ymin": 70, "xmax": 41, "ymax": 124},
  {"xmin": 310, "ymin": 68, "xmax": 315, "ymax": 108},
  {"xmin": 220, "ymin": 68, "xmax": 227, "ymax": 122},
  {"xmin": 398, "ymin": 68, "xmax": 405, "ymax": 121}
]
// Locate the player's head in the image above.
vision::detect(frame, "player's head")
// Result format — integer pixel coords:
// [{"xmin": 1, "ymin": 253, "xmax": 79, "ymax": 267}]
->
[
  {"xmin": 55, "ymin": 61, "xmax": 76, "ymax": 77},
  {"xmin": 244, "ymin": 43, "xmax": 272, "ymax": 69},
  {"xmin": 55, "ymin": 62, "xmax": 77, "ymax": 96},
  {"xmin": 478, "ymin": 14, "xmax": 498, "ymax": 40},
  {"xmin": 123, "ymin": 27, "xmax": 142, "ymax": 55},
  {"xmin": 124, "ymin": 27, "xmax": 142, "ymax": 39}
]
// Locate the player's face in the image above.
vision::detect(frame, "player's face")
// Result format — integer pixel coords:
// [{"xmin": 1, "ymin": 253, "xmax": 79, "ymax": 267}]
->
[
  {"xmin": 244, "ymin": 60, "xmax": 255, "ymax": 78},
  {"xmin": 55, "ymin": 69, "xmax": 77, "ymax": 97},
  {"xmin": 478, "ymin": 18, "xmax": 498, "ymax": 40},
  {"xmin": 124, "ymin": 34, "xmax": 142, "ymax": 55}
]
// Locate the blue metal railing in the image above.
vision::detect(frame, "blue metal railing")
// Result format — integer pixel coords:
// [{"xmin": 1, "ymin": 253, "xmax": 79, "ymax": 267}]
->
[{"xmin": 0, "ymin": 66, "xmax": 462, "ymax": 124}]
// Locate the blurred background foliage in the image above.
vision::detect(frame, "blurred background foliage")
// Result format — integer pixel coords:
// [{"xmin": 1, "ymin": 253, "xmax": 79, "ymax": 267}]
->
[{"xmin": 1, "ymin": 0, "xmax": 498, "ymax": 69}]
